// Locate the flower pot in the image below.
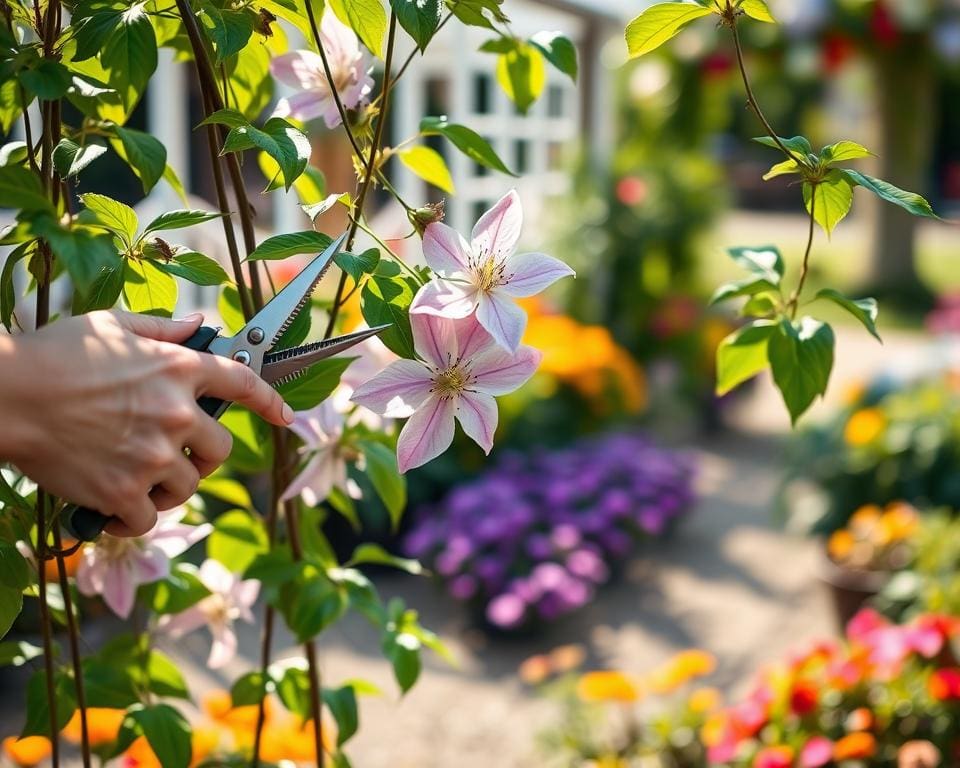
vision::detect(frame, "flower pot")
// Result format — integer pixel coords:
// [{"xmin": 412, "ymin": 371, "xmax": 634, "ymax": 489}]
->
[{"xmin": 817, "ymin": 550, "xmax": 890, "ymax": 630}]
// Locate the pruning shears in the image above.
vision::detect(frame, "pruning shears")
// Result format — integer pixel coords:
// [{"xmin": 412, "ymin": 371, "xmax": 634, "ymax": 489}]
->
[{"xmin": 63, "ymin": 232, "xmax": 388, "ymax": 542}]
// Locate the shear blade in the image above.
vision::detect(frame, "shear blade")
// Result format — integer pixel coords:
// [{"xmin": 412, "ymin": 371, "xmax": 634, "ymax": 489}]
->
[{"xmin": 261, "ymin": 324, "xmax": 391, "ymax": 386}]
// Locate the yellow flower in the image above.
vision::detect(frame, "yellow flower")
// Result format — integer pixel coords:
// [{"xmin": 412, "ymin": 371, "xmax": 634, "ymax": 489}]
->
[
  {"xmin": 2, "ymin": 736, "xmax": 52, "ymax": 767},
  {"xmin": 576, "ymin": 671, "xmax": 641, "ymax": 703},
  {"xmin": 646, "ymin": 650, "xmax": 717, "ymax": 694},
  {"xmin": 849, "ymin": 504, "xmax": 882, "ymax": 535},
  {"xmin": 877, "ymin": 502, "xmax": 919, "ymax": 544},
  {"xmin": 688, "ymin": 686, "xmax": 723, "ymax": 713},
  {"xmin": 844, "ymin": 408, "xmax": 886, "ymax": 446}
]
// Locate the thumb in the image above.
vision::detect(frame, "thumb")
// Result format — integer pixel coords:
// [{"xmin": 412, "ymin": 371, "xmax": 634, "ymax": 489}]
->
[{"xmin": 112, "ymin": 310, "xmax": 205, "ymax": 343}]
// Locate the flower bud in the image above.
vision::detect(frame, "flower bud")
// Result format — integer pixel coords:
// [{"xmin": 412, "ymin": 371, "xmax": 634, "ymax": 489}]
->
[
  {"xmin": 141, "ymin": 237, "xmax": 175, "ymax": 262},
  {"xmin": 408, "ymin": 201, "xmax": 446, "ymax": 236}
]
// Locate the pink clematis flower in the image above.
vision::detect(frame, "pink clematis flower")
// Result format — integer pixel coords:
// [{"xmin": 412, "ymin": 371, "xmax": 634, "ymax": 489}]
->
[
  {"xmin": 159, "ymin": 559, "xmax": 259, "ymax": 669},
  {"xmin": 351, "ymin": 312, "xmax": 541, "ymax": 472},
  {"xmin": 410, "ymin": 190, "xmax": 575, "ymax": 352},
  {"xmin": 281, "ymin": 400, "xmax": 359, "ymax": 506},
  {"xmin": 270, "ymin": 11, "xmax": 374, "ymax": 128},
  {"xmin": 76, "ymin": 508, "xmax": 211, "ymax": 619}
]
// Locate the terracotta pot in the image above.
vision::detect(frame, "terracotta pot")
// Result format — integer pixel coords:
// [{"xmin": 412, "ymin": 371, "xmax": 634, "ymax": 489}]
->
[{"xmin": 817, "ymin": 550, "xmax": 890, "ymax": 630}]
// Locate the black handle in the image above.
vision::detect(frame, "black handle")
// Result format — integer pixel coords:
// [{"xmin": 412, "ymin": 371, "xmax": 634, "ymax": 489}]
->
[{"xmin": 62, "ymin": 326, "xmax": 225, "ymax": 542}]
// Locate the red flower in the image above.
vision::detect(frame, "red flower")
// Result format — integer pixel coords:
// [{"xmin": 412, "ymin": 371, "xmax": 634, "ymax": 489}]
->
[
  {"xmin": 822, "ymin": 33, "xmax": 855, "ymax": 74},
  {"xmin": 870, "ymin": 1, "xmax": 899, "ymax": 47},
  {"xmin": 616, "ymin": 176, "xmax": 648, "ymax": 207},
  {"xmin": 790, "ymin": 679, "xmax": 819, "ymax": 716},
  {"xmin": 928, "ymin": 668, "xmax": 960, "ymax": 701},
  {"xmin": 754, "ymin": 745, "xmax": 794, "ymax": 768}
]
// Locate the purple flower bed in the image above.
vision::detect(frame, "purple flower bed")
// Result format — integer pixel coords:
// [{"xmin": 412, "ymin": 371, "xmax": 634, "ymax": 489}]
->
[{"xmin": 404, "ymin": 432, "xmax": 697, "ymax": 631}]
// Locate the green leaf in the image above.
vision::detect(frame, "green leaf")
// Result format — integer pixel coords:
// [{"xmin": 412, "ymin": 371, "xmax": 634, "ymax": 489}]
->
[
  {"xmin": 0, "ymin": 541, "xmax": 30, "ymax": 591},
  {"xmin": 625, "ymin": 3, "xmax": 713, "ymax": 59},
  {"xmin": 100, "ymin": 3, "xmax": 158, "ymax": 111},
  {"xmin": 247, "ymin": 230, "xmax": 334, "ymax": 261},
  {"xmin": 285, "ymin": 574, "xmax": 348, "ymax": 642},
  {"xmin": 841, "ymin": 169, "xmax": 939, "ymax": 219},
  {"xmin": 390, "ymin": 0, "xmax": 441, "ymax": 51},
  {"xmin": 52, "ymin": 138, "xmax": 107, "ymax": 178},
  {"xmin": 419, "ymin": 116, "xmax": 515, "ymax": 176},
  {"xmin": 72, "ymin": 0, "xmax": 128, "ymax": 60},
  {"xmin": 76, "ymin": 259, "xmax": 126, "ymax": 312},
  {"xmin": 385, "ymin": 632, "xmax": 421, "ymax": 693},
  {"xmin": 358, "ymin": 441, "xmax": 406, "ymax": 529},
  {"xmin": 0, "ymin": 165, "xmax": 52, "ymax": 212},
  {"xmin": 360, "ymin": 267, "xmax": 417, "ymax": 359},
  {"xmin": 709, "ymin": 275, "xmax": 779, "ymax": 305},
  {"xmin": 329, "ymin": 0, "xmax": 388, "ymax": 57},
  {"xmin": 738, "ymin": 0, "xmax": 775, "ymax": 23},
  {"xmin": 113, "ymin": 126, "xmax": 167, "ymax": 194},
  {"xmin": 198, "ymin": 476, "xmax": 254, "ymax": 510},
  {"xmin": 123, "ymin": 259, "xmax": 178, "ymax": 317},
  {"xmin": 143, "ymin": 209, "xmax": 223, "ymax": 235},
  {"xmin": 495, "ymin": 41, "xmax": 545, "ymax": 114},
  {"xmin": 815, "ymin": 288, "xmax": 881, "ymax": 343},
  {"xmin": 218, "ymin": 284, "xmax": 246, "ymax": 334},
  {"xmin": 716, "ymin": 322, "xmax": 774, "ymax": 396},
  {"xmin": 727, "ymin": 245, "xmax": 784, "ymax": 281},
  {"xmin": 323, "ymin": 685, "xmax": 359, "ymax": 746},
  {"xmin": 762, "ymin": 158, "xmax": 800, "ymax": 181},
  {"xmin": 335, "ymin": 248, "xmax": 381, "ymax": 284},
  {"xmin": 129, "ymin": 705, "xmax": 192, "ymax": 768},
  {"xmin": 19, "ymin": 59, "xmax": 73, "ymax": 101},
  {"xmin": 803, "ymin": 171, "xmax": 854, "ymax": 237},
  {"xmin": 279, "ymin": 356, "xmax": 356, "ymax": 411},
  {"xmin": 753, "ymin": 135, "xmax": 813, "ymax": 156},
  {"xmin": 222, "ymin": 38, "xmax": 273, "ymax": 119},
  {"xmin": 398, "ymin": 146, "xmax": 455, "ymax": 194},
  {"xmin": 156, "ymin": 250, "xmax": 230, "ymax": 286},
  {"xmin": 259, "ymin": 151, "xmax": 327, "ymax": 201},
  {"xmin": 33, "ymin": 218, "xmax": 122, "ymax": 296},
  {"xmin": 208, "ymin": 509, "xmax": 269, "ymax": 573},
  {"xmin": 1, "ymin": 242, "xmax": 30, "ymax": 332},
  {"xmin": 303, "ymin": 192, "xmax": 351, "ymax": 222},
  {"xmin": 274, "ymin": 664, "xmax": 311, "ymax": 718},
  {"xmin": 231, "ymin": 671, "xmax": 269, "ymax": 707},
  {"xmin": 79, "ymin": 192, "xmax": 139, "ymax": 243},
  {"xmin": 348, "ymin": 543, "xmax": 421, "ymax": 575},
  {"xmin": 327, "ymin": 487, "xmax": 362, "ymax": 532},
  {"xmin": 143, "ymin": 563, "xmax": 211, "ymax": 615},
  {"xmin": 820, "ymin": 140, "xmax": 873, "ymax": 165},
  {"xmin": 146, "ymin": 649, "xmax": 190, "ymax": 699},
  {"xmin": 0, "ymin": 79, "xmax": 21, "ymax": 135},
  {"xmin": 0, "ymin": 583, "xmax": 21, "ymax": 640},
  {"xmin": 446, "ymin": 0, "xmax": 508, "ymax": 29},
  {"xmin": 0, "ymin": 641, "xmax": 42, "ymax": 667},
  {"xmin": 22, "ymin": 670, "xmax": 76, "ymax": 737},
  {"xmin": 201, "ymin": 4, "xmax": 256, "ymax": 62},
  {"xmin": 200, "ymin": 108, "xmax": 249, "ymax": 129},
  {"xmin": 82, "ymin": 657, "xmax": 140, "ymax": 708},
  {"xmin": 530, "ymin": 31, "xmax": 578, "ymax": 82},
  {"xmin": 768, "ymin": 317, "xmax": 835, "ymax": 425}
]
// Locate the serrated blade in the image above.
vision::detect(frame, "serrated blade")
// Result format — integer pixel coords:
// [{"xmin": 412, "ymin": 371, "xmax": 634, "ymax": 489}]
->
[{"xmin": 261, "ymin": 324, "xmax": 391, "ymax": 387}]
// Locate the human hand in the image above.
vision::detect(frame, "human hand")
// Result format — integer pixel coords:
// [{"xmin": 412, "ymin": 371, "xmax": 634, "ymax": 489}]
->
[{"xmin": 0, "ymin": 310, "xmax": 293, "ymax": 536}]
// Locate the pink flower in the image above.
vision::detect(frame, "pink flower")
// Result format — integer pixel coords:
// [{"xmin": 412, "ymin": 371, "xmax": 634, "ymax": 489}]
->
[
  {"xmin": 753, "ymin": 746, "xmax": 794, "ymax": 768},
  {"xmin": 410, "ymin": 190, "xmax": 575, "ymax": 352},
  {"xmin": 281, "ymin": 400, "xmax": 357, "ymax": 506},
  {"xmin": 270, "ymin": 11, "xmax": 374, "ymax": 128},
  {"xmin": 800, "ymin": 736, "xmax": 834, "ymax": 768},
  {"xmin": 159, "ymin": 559, "xmax": 259, "ymax": 669},
  {"xmin": 76, "ymin": 508, "xmax": 211, "ymax": 619},
  {"xmin": 351, "ymin": 313, "xmax": 541, "ymax": 472}
]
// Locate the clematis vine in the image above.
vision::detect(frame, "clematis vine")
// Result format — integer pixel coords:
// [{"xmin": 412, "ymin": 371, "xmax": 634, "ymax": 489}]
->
[
  {"xmin": 281, "ymin": 400, "xmax": 360, "ymax": 506},
  {"xmin": 270, "ymin": 10, "xmax": 374, "ymax": 128},
  {"xmin": 159, "ymin": 559, "xmax": 259, "ymax": 670},
  {"xmin": 411, "ymin": 190, "xmax": 575, "ymax": 352},
  {"xmin": 351, "ymin": 312, "xmax": 541, "ymax": 473},
  {"xmin": 75, "ymin": 507, "xmax": 211, "ymax": 619}
]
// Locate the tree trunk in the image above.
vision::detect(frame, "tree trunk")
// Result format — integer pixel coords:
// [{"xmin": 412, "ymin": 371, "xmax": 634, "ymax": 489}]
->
[{"xmin": 870, "ymin": 38, "xmax": 936, "ymax": 294}]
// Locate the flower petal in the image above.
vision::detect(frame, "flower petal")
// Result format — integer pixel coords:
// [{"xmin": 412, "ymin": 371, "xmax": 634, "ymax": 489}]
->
[
  {"xmin": 409, "ymin": 279, "xmax": 478, "ymax": 320},
  {"xmin": 455, "ymin": 313, "xmax": 497, "ymax": 361},
  {"xmin": 456, "ymin": 391, "xmax": 498, "ymax": 454},
  {"xmin": 149, "ymin": 522, "xmax": 213, "ymax": 559},
  {"xmin": 159, "ymin": 605, "xmax": 209, "ymax": 638},
  {"xmin": 269, "ymin": 50, "xmax": 325, "ymax": 91},
  {"xmin": 132, "ymin": 548, "xmax": 170, "ymax": 586},
  {"xmin": 499, "ymin": 252, "xmax": 575, "ymax": 297},
  {"xmin": 351, "ymin": 360, "xmax": 434, "ymax": 417},
  {"xmin": 207, "ymin": 623, "xmax": 237, "ymax": 670},
  {"xmin": 199, "ymin": 558, "xmax": 235, "ymax": 593},
  {"xmin": 422, "ymin": 222, "xmax": 471, "ymax": 275},
  {"xmin": 472, "ymin": 190, "xmax": 523, "ymax": 261},
  {"xmin": 476, "ymin": 292, "xmax": 527, "ymax": 352},
  {"xmin": 102, "ymin": 559, "xmax": 137, "ymax": 619},
  {"xmin": 274, "ymin": 91, "xmax": 330, "ymax": 124},
  {"xmin": 396, "ymin": 395, "xmax": 456, "ymax": 473},
  {"xmin": 281, "ymin": 451, "xmax": 337, "ymax": 506},
  {"xmin": 472, "ymin": 344, "xmax": 542, "ymax": 395},
  {"xmin": 411, "ymin": 311, "xmax": 458, "ymax": 369}
]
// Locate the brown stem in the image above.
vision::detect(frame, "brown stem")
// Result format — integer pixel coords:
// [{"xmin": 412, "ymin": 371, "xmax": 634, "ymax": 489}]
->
[
  {"xmin": 52, "ymin": 526, "xmax": 91, "ymax": 768},
  {"xmin": 304, "ymin": 0, "xmax": 364, "ymax": 162},
  {"xmin": 789, "ymin": 191, "xmax": 817, "ymax": 319},
  {"xmin": 729, "ymin": 15, "xmax": 802, "ymax": 166},
  {"xmin": 34, "ymin": 493, "xmax": 60, "ymax": 766},
  {"xmin": 324, "ymin": 14, "xmax": 399, "ymax": 340}
]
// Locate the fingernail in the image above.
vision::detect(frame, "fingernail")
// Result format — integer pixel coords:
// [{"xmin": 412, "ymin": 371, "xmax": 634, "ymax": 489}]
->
[
  {"xmin": 282, "ymin": 403, "xmax": 294, "ymax": 424},
  {"xmin": 176, "ymin": 312, "xmax": 204, "ymax": 323}
]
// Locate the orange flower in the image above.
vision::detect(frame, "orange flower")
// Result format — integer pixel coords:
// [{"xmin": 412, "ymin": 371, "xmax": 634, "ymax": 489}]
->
[
  {"xmin": 576, "ymin": 671, "xmax": 641, "ymax": 703},
  {"xmin": 753, "ymin": 745, "xmax": 794, "ymax": 768},
  {"xmin": 518, "ymin": 654, "xmax": 552, "ymax": 685},
  {"xmin": 189, "ymin": 725, "xmax": 221, "ymax": 768},
  {"xmin": 688, "ymin": 687, "xmax": 723, "ymax": 713},
  {"xmin": 846, "ymin": 707, "xmax": 874, "ymax": 732},
  {"xmin": 647, "ymin": 650, "xmax": 717, "ymax": 694},
  {"xmin": 878, "ymin": 502, "xmax": 919, "ymax": 544},
  {"xmin": 844, "ymin": 409, "xmax": 886, "ymax": 446},
  {"xmin": 2, "ymin": 736, "xmax": 52, "ymax": 767},
  {"xmin": 849, "ymin": 504, "xmax": 882, "ymax": 533},
  {"xmin": 43, "ymin": 543, "xmax": 82, "ymax": 581},
  {"xmin": 121, "ymin": 736, "xmax": 162, "ymax": 768},
  {"xmin": 549, "ymin": 644, "xmax": 586, "ymax": 674},
  {"xmin": 259, "ymin": 715, "xmax": 336, "ymax": 762},
  {"xmin": 62, "ymin": 707, "xmax": 126, "ymax": 747},
  {"xmin": 828, "ymin": 530, "xmax": 856, "ymax": 562},
  {"xmin": 834, "ymin": 732, "xmax": 877, "ymax": 760}
]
